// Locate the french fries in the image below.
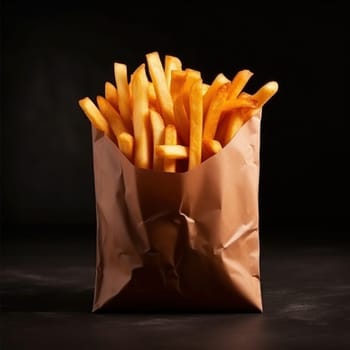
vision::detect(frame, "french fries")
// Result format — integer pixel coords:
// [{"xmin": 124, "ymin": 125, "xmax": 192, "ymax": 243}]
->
[
  {"xmin": 202, "ymin": 139, "xmax": 222, "ymax": 161},
  {"xmin": 104, "ymin": 82, "xmax": 119, "ymax": 110},
  {"xmin": 146, "ymin": 51, "xmax": 175, "ymax": 125},
  {"xmin": 150, "ymin": 109, "xmax": 165, "ymax": 171},
  {"xmin": 114, "ymin": 63, "xmax": 132, "ymax": 131},
  {"xmin": 79, "ymin": 51, "xmax": 278, "ymax": 172},
  {"xmin": 188, "ymin": 78, "xmax": 203, "ymax": 170},
  {"xmin": 118, "ymin": 132, "xmax": 134, "ymax": 162},
  {"xmin": 165, "ymin": 55, "xmax": 182, "ymax": 89},
  {"xmin": 163, "ymin": 124, "xmax": 178, "ymax": 173},
  {"xmin": 131, "ymin": 64, "xmax": 151, "ymax": 169},
  {"xmin": 203, "ymin": 73, "xmax": 230, "ymax": 116},
  {"xmin": 203, "ymin": 82, "xmax": 230, "ymax": 140},
  {"xmin": 78, "ymin": 97, "xmax": 112, "ymax": 138},
  {"xmin": 96, "ymin": 96, "xmax": 128, "ymax": 138}
]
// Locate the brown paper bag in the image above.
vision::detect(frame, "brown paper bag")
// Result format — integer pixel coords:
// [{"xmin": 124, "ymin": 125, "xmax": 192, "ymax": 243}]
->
[{"xmin": 91, "ymin": 111, "xmax": 263, "ymax": 313}]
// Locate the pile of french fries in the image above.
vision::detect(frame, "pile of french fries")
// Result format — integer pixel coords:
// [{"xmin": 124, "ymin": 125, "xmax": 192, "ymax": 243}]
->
[{"xmin": 79, "ymin": 51, "xmax": 278, "ymax": 172}]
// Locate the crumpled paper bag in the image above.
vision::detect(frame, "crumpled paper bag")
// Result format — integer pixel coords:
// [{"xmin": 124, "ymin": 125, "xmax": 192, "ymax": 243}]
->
[{"xmin": 91, "ymin": 111, "xmax": 263, "ymax": 312}]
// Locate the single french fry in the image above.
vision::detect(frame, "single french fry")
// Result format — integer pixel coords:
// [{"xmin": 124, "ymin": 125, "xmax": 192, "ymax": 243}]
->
[
  {"xmin": 170, "ymin": 70, "xmax": 190, "ymax": 144},
  {"xmin": 164, "ymin": 55, "xmax": 182, "ymax": 89},
  {"xmin": 202, "ymin": 139, "xmax": 222, "ymax": 161},
  {"xmin": 114, "ymin": 62, "xmax": 133, "ymax": 131},
  {"xmin": 150, "ymin": 109, "xmax": 165, "ymax": 171},
  {"xmin": 148, "ymin": 82, "xmax": 157, "ymax": 101},
  {"xmin": 148, "ymin": 82, "xmax": 161, "ymax": 112},
  {"xmin": 131, "ymin": 63, "xmax": 151, "ymax": 169},
  {"xmin": 146, "ymin": 51, "xmax": 175, "ymax": 125},
  {"xmin": 214, "ymin": 114, "xmax": 229, "ymax": 145},
  {"xmin": 203, "ymin": 82, "xmax": 230, "ymax": 140},
  {"xmin": 185, "ymin": 68, "xmax": 201, "ymax": 74},
  {"xmin": 78, "ymin": 97, "xmax": 112, "ymax": 138},
  {"xmin": 163, "ymin": 124, "xmax": 178, "ymax": 172},
  {"xmin": 129, "ymin": 71, "xmax": 135, "ymax": 96},
  {"xmin": 203, "ymin": 73, "xmax": 230, "ymax": 116},
  {"xmin": 118, "ymin": 132, "xmax": 134, "ymax": 162},
  {"xmin": 227, "ymin": 69, "xmax": 254, "ymax": 100},
  {"xmin": 170, "ymin": 70, "xmax": 187, "ymax": 101},
  {"xmin": 223, "ymin": 111, "xmax": 245, "ymax": 146},
  {"xmin": 188, "ymin": 78, "xmax": 203, "ymax": 170},
  {"xmin": 223, "ymin": 89, "xmax": 258, "ymax": 111},
  {"xmin": 104, "ymin": 81, "xmax": 119, "ymax": 110},
  {"xmin": 173, "ymin": 95, "xmax": 190, "ymax": 146},
  {"xmin": 251, "ymin": 81, "xmax": 279, "ymax": 107},
  {"xmin": 96, "ymin": 96, "xmax": 129, "ymax": 145},
  {"xmin": 182, "ymin": 69, "xmax": 201, "ymax": 115},
  {"xmin": 202, "ymin": 83, "xmax": 210, "ymax": 95},
  {"xmin": 156, "ymin": 145, "xmax": 189, "ymax": 159}
]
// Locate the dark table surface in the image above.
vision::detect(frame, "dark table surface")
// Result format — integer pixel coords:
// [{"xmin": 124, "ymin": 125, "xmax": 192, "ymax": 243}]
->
[{"xmin": 1, "ymin": 226, "xmax": 350, "ymax": 350}]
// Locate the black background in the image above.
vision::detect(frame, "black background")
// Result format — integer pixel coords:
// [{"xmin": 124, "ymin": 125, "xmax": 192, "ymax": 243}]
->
[
  {"xmin": 1, "ymin": 2, "xmax": 350, "ymax": 349},
  {"xmin": 1, "ymin": 0, "xmax": 349, "ymax": 237}
]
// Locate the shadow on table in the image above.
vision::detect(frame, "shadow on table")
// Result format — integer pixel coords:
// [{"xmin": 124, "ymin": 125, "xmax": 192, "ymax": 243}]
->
[{"xmin": 0, "ymin": 268, "xmax": 95, "ymax": 312}]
